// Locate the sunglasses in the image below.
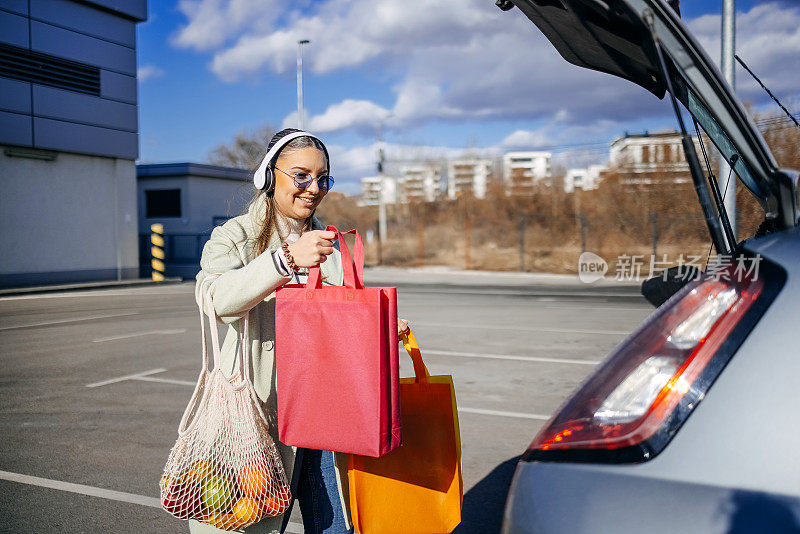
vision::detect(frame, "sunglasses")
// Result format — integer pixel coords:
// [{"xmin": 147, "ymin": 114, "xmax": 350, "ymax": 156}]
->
[{"xmin": 274, "ymin": 166, "xmax": 335, "ymax": 192}]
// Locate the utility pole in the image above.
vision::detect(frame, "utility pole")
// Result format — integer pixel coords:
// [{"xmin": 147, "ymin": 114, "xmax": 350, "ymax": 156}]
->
[
  {"xmin": 721, "ymin": 0, "xmax": 736, "ymax": 240},
  {"xmin": 377, "ymin": 115, "xmax": 392, "ymax": 248},
  {"xmin": 297, "ymin": 39, "xmax": 310, "ymax": 129}
]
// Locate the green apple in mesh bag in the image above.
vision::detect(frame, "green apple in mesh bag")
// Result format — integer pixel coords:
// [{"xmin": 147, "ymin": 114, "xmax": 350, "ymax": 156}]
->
[{"xmin": 201, "ymin": 472, "xmax": 235, "ymax": 512}]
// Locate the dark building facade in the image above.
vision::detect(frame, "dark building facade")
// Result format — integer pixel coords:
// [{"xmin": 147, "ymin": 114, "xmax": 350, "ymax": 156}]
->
[
  {"xmin": 137, "ymin": 163, "xmax": 253, "ymax": 280},
  {"xmin": 0, "ymin": 1, "xmax": 148, "ymax": 288}
]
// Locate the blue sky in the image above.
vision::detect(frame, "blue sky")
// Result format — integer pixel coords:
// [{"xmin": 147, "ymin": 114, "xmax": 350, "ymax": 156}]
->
[{"xmin": 136, "ymin": 0, "xmax": 800, "ymax": 195}]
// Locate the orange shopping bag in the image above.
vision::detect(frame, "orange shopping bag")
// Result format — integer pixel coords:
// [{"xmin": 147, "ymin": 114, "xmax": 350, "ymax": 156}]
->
[{"xmin": 347, "ymin": 330, "xmax": 463, "ymax": 534}]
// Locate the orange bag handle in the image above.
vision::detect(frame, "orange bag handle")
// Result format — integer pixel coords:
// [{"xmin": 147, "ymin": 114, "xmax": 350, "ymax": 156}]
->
[{"xmin": 401, "ymin": 329, "xmax": 430, "ymax": 383}]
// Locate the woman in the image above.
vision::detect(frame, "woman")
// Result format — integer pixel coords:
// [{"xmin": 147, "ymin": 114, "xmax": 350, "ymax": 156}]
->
[{"xmin": 192, "ymin": 128, "xmax": 408, "ymax": 534}]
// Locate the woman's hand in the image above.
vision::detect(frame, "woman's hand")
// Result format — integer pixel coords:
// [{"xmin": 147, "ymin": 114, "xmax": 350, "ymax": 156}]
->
[
  {"xmin": 287, "ymin": 230, "xmax": 336, "ymax": 268},
  {"xmin": 398, "ymin": 318, "xmax": 409, "ymax": 341}
]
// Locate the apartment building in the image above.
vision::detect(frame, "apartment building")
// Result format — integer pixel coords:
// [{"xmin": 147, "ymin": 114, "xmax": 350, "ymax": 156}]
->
[
  {"xmin": 564, "ymin": 164, "xmax": 605, "ymax": 193},
  {"xmin": 359, "ymin": 175, "xmax": 398, "ymax": 206},
  {"xmin": 608, "ymin": 131, "xmax": 702, "ymax": 185},
  {"xmin": 447, "ymin": 157, "xmax": 492, "ymax": 199},
  {"xmin": 399, "ymin": 164, "xmax": 441, "ymax": 203},
  {"xmin": 503, "ymin": 151, "xmax": 552, "ymax": 193}
]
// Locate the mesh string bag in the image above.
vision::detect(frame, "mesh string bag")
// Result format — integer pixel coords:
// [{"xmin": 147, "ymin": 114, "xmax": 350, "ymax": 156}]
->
[{"xmin": 160, "ymin": 277, "xmax": 291, "ymax": 530}]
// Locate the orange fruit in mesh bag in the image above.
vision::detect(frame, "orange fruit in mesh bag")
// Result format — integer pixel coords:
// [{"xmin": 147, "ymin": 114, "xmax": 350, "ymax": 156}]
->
[
  {"xmin": 262, "ymin": 486, "xmax": 291, "ymax": 516},
  {"xmin": 202, "ymin": 511, "xmax": 246, "ymax": 529},
  {"xmin": 238, "ymin": 463, "xmax": 272, "ymax": 499},
  {"xmin": 232, "ymin": 497, "xmax": 265, "ymax": 524}
]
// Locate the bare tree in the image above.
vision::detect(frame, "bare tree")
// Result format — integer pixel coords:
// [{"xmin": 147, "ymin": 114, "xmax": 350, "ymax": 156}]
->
[{"xmin": 207, "ymin": 124, "xmax": 276, "ymax": 170}]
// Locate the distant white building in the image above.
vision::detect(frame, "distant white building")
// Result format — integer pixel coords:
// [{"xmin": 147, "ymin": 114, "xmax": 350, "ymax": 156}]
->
[
  {"xmin": 503, "ymin": 151, "xmax": 552, "ymax": 193},
  {"xmin": 399, "ymin": 164, "xmax": 441, "ymax": 203},
  {"xmin": 359, "ymin": 175, "xmax": 398, "ymax": 206},
  {"xmin": 564, "ymin": 164, "xmax": 605, "ymax": 193},
  {"xmin": 608, "ymin": 131, "xmax": 700, "ymax": 185},
  {"xmin": 447, "ymin": 157, "xmax": 492, "ymax": 199}
]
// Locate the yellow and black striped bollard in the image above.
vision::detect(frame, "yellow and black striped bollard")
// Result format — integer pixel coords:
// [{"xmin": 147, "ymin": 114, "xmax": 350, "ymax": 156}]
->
[{"xmin": 150, "ymin": 223, "xmax": 165, "ymax": 281}]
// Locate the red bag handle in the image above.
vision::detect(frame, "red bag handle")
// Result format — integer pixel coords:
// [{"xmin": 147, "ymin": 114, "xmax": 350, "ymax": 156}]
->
[{"xmin": 306, "ymin": 225, "xmax": 365, "ymax": 289}]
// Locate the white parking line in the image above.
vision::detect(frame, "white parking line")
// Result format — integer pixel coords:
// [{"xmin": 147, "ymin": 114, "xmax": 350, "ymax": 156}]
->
[
  {"xmin": 420, "ymin": 321, "xmax": 630, "ymax": 336},
  {"xmin": 457, "ymin": 407, "xmax": 551, "ymax": 420},
  {"xmin": 0, "ymin": 286, "xmax": 191, "ymax": 301},
  {"xmin": 86, "ymin": 369, "xmax": 553, "ymax": 421},
  {"xmin": 136, "ymin": 375, "xmax": 196, "ymax": 386},
  {"xmin": 0, "ymin": 469, "xmax": 305, "ymax": 532},
  {"xmin": 93, "ymin": 329, "xmax": 186, "ymax": 342},
  {"xmin": 0, "ymin": 311, "xmax": 140, "ymax": 331},
  {"xmin": 425, "ymin": 349, "xmax": 600, "ymax": 365},
  {"xmin": 0, "ymin": 469, "xmax": 160, "ymax": 507},
  {"xmin": 85, "ymin": 368, "xmax": 168, "ymax": 388}
]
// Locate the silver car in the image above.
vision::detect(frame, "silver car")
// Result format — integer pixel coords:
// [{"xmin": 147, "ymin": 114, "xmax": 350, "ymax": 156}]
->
[{"xmin": 500, "ymin": 0, "xmax": 800, "ymax": 532}]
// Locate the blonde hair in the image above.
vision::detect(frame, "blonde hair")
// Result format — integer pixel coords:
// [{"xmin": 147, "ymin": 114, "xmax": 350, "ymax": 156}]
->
[{"xmin": 248, "ymin": 192, "xmax": 314, "ymax": 256}]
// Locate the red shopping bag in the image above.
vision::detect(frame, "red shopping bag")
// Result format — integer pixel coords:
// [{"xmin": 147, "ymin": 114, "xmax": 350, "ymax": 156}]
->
[{"xmin": 275, "ymin": 226, "xmax": 401, "ymax": 457}]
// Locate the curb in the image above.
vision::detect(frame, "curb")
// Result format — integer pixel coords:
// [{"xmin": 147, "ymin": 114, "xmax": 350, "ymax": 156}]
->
[{"xmin": 0, "ymin": 277, "xmax": 185, "ymax": 297}]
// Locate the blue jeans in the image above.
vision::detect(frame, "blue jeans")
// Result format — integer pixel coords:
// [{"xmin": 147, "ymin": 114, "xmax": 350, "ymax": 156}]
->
[{"xmin": 294, "ymin": 449, "xmax": 353, "ymax": 534}]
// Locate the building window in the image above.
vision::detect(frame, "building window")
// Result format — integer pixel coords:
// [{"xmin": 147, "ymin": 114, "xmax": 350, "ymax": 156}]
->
[{"xmin": 146, "ymin": 189, "xmax": 181, "ymax": 218}]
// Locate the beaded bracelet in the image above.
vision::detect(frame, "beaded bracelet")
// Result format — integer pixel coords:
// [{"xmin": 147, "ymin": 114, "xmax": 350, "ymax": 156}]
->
[{"xmin": 281, "ymin": 241, "xmax": 301, "ymax": 273}]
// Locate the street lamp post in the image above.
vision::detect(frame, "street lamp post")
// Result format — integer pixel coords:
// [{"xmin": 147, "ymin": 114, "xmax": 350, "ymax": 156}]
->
[
  {"xmin": 297, "ymin": 39, "xmax": 310, "ymax": 129},
  {"xmin": 721, "ymin": 0, "xmax": 736, "ymax": 240},
  {"xmin": 376, "ymin": 114, "xmax": 393, "ymax": 247}
]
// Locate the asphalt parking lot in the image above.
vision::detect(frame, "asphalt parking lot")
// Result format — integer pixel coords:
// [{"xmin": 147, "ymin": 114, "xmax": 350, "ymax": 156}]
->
[{"xmin": 0, "ymin": 269, "xmax": 651, "ymax": 533}]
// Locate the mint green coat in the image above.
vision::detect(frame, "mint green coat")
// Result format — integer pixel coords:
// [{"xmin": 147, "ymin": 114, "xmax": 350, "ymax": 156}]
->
[{"xmin": 189, "ymin": 193, "xmax": 352, "ymax": 533}]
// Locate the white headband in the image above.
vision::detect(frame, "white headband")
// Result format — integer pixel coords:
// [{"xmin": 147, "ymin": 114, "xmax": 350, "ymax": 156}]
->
[{"xmin": 253, "ymin": 130, "xmax": 321, "ymax": 189}]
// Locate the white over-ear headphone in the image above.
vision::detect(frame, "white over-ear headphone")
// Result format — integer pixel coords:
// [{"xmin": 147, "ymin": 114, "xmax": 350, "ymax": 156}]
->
[{"xmin": 253, "ymin": 130, "xmax": 327, "ymax": 191}]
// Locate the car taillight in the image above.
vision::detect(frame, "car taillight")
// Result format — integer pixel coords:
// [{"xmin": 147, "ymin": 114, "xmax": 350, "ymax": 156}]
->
[{"xmin": 523, "ymin": 256, "xmax": 784, "ymax": 464}]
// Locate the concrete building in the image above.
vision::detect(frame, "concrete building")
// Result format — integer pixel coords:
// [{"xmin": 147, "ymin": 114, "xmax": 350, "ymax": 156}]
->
[
  {"xmin": 136, "ymin": 163, "xmax": 253, "ymax": 280},
  {"xmin": 0, "ymin": 1, "xmax": 147, "ymax": 288},
  {"xmin": 447, "ymin": 157, "xmax": 492, "ymax": 199},
  {"xmin": 400, "ymin": 164, "xmax": 441, "ymax": 203},
  {"xmin": 608, "ymin": 131, "xmax": 701, "ymax": 185},
  {"xmin": 564, "ymin": 164, "xmax": 605, "ymax": 193},
  {"xmin": 359, "ymin": 175, "xmax": 398, "ymax": 206},
  {"xmin": 503, "ymin": 151, "xmax": 552, "ymax": 193}
]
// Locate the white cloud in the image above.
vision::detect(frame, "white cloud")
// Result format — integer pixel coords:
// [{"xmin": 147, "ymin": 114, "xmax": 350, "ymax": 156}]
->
[
  {"xmin": 172, "ymin": 0, "xmax": 285, "ymax": 51},
  {"xmin": 175, "ymin": 0, "xmax": 800, "ymax": 138},
  {"xmin": 329, "ymin": 142, "xmax": 380, "ymax": 177},
  {"xmin": 205, "ymin": 0, "xmax": 504, "ymax": 78},
  {"xmin": 688, "ymin": 3, "xmax": 800, "ymax": 103},
  {"xmin": 502, "ymin": 129, "xmax": 551, "ymax": 148},
  {"xmin": 281, "ymin": 100, "xmax": 391, "ymax": 134},
  {"xmin": 137, "ymin": 64, "xmax": 165, "ymax": 82},
  {"xmin": 309, "ymin": 99, "xmax": 392, "ymax": 134}
]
